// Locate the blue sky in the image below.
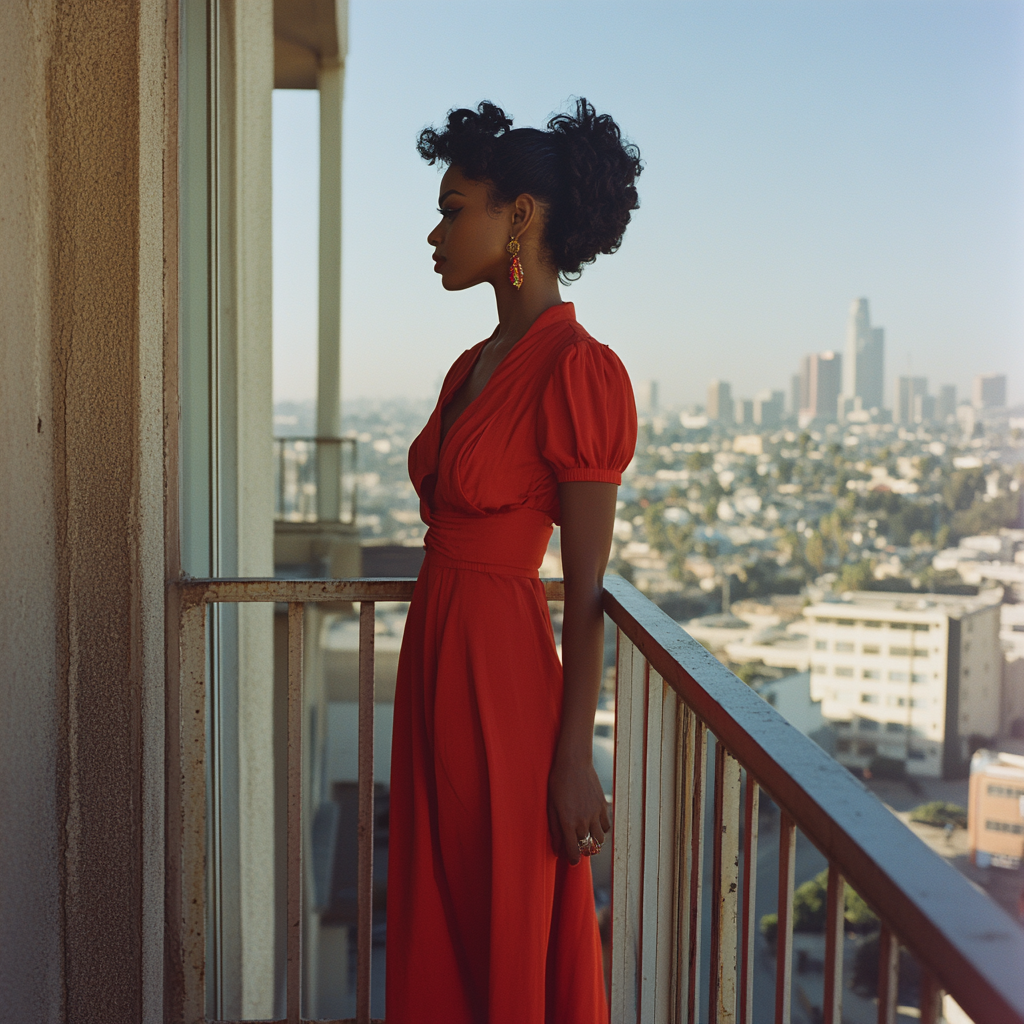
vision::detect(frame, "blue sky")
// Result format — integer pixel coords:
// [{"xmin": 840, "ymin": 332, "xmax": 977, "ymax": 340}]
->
[{"xmin": 273, "ymin": 0, "xmax": 1024, "ymax": 408}]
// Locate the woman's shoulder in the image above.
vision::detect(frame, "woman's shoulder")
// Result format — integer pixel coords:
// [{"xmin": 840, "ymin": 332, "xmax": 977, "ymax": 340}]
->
[{"xmin": 546, "ymin": 319, "xmax": 630, "ymax": 382}]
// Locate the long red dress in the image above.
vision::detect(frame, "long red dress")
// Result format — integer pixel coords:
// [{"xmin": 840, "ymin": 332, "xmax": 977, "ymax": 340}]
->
[{"xmin": 385, "ymin": 302, "xmax": 637, "ymax": 1024}]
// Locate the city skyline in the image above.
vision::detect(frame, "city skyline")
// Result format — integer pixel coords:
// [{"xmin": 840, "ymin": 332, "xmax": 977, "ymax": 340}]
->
[{"xmin": 273, "ymin": 1, "xmax": 1024, "ymax": 408}]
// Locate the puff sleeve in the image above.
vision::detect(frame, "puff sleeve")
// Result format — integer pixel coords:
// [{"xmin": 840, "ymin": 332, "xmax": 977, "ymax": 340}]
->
[{"xmin": 538, "ymin": 340, "xmax": 638, "ymax": 485}]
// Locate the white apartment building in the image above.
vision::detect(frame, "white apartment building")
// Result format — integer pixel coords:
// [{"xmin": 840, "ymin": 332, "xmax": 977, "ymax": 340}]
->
[{"xmin": 805, "ymin": 592, "xmax": 1002, "ymax": 778}]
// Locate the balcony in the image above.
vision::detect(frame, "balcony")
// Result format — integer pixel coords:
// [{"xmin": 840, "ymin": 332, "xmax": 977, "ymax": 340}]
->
[
  {"xmin": 169, "ymin": 574, "xmax": 1024, "ymax": 1024},
  {"xmin": 273, "ymin": 437, "xmax": 360, "ymax": 580}
]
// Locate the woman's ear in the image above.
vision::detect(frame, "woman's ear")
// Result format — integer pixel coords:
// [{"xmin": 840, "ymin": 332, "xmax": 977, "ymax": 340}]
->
[{"xmin": 511, "ymin": 193, "xmax": 540, "ymax": 239}]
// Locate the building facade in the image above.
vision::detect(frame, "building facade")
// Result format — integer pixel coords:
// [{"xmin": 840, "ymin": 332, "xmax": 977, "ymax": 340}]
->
[
  {"xmin": 798, "ymin": 350, "xmax": 842, "ymax": 426},
  {"xmin": 805, "ymin": 593, "xmax": 1002, "ymax": 778},
  {"xmin": 753, "ymin": 388, "xmax": 784, "ymax": 428},
  {"xmin": 973, "ymin": 373, "xmax": 1008, "ymax": 410},
  {"xmin": 937, "ymin": 383, "xmax": 957, "ymax": 421},
  {"xmin": 968, "ymin": 749, "xmax": 1024, "ymax": 869},
  {"xmin": 841, "ymin": 297, "xmax": 885, "ymax": 414},
  {"xmin": 896, "ymin": 375, "xmax": 928, "ymax": 425},
  {"xmin": 707, "ymin": 378, "xmax": 733, "ymax": 424}
]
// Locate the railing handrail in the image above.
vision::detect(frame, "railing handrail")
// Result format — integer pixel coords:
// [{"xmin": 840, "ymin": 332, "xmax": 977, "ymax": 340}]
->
[
  {"xmin": 601, "ymin": 573, "xmax": 1024, "ymax": 1024},
  {"xmin": 171, "ymin": 573, "xmax": 1024, "ymax": 1024},
  {"xmin": 272, "ymin": 434, "xmax": 358, "ymax": 444}
]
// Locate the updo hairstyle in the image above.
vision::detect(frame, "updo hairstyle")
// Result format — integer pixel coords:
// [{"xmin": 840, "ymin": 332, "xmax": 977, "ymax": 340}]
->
[{"xmin": 417, "ymin": 99, "xmax": 642, "ymax": 281}]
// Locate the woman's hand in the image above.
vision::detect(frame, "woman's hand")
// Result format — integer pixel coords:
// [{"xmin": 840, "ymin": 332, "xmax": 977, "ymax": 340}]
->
[
  {"xmin": 552, "ymin": 480, "xmax": 618, "ymax": 865},
  {"xmin": 547, "ymin": 752, "xmax": 611, "ymax": 865}
]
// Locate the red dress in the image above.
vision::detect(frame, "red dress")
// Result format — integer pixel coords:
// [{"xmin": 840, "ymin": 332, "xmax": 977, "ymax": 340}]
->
[{"xmin": 386, "ymin": 303, "xmax": 637, "ymax": 1024}]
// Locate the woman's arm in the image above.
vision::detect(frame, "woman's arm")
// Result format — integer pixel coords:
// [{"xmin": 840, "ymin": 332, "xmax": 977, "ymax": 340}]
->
[{"xmin": 547, "ymin": 480, "xmax": 618, "ymax": 865}]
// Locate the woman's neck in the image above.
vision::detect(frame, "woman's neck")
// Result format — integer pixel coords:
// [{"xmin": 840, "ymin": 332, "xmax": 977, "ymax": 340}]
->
[{"xmin": 490, "ymin": 271, "xmax": 563, "ymax": 352}]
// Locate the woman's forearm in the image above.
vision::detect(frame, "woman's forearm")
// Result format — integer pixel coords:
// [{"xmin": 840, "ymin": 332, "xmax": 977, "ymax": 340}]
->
[
  {"xmin": 556, "ymin": 579, "xmax": 606, "ymax": 764},
  {"xmin": 555, "ymin": 482, "xmax": 618, "ymax": 764}
]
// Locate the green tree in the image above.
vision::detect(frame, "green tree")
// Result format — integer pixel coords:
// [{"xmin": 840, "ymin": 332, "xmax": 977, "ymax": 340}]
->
[
  {"xmin": 837, "ymin": 560, "xmax": 873, "ymax": 592},
  {"xmin": 943, "ymin": 468, "xmax": 985, "ymax": 512},
  {"xmin": 952, "ymin": 492, "xmax": 1021, "ymax": 538},
  {"xmin": 805, "ymin": 532, "xmax": 826, "ymax": 575}
]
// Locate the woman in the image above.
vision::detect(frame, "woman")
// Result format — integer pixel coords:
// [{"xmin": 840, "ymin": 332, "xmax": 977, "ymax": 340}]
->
[{"xmin": 386, "ymin": 99, "xmax": 641, "ymax": 1024}]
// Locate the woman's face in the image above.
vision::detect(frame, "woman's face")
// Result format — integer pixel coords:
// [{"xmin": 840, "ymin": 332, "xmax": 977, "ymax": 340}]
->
[{"xmin": 427, "ymin": 166, "xmax": 512, "ymax": 291}]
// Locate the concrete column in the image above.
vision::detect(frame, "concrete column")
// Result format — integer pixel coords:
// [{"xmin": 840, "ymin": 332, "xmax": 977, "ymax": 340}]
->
[
  {"xmin": 0, "ymin": 1, "xmax": 171, "ymax": 1021},
  {"xmin": 317, "ymin": 61, "xmax": 345, "ymax": 520},
  {"xmin": 216, "ymin": 0, "xmax": 276, "ymax": 1016}
]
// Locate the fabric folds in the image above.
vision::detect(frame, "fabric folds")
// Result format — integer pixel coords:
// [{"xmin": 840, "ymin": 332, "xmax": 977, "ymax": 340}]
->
[{"xmin": 385, "ymin": 303, "xmax": 636, "ymax": 1024}]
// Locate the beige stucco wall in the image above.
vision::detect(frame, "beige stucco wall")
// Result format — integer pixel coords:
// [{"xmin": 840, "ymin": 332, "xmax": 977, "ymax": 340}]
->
[{"xmin": 0, "ymin": 2, "xmax": 169, "ymax": 1021}]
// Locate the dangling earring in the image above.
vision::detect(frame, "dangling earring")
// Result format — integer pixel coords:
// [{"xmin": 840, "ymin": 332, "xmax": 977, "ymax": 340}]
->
[{"xmin": 506, "ymin": 235, "xmax": 524, "ymax": 289}]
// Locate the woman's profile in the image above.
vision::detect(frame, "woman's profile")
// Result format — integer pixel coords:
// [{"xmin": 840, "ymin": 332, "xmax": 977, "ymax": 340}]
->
[{"xmin": 386, "ymin": 98, "xmax": 642, "ymax": 1024}]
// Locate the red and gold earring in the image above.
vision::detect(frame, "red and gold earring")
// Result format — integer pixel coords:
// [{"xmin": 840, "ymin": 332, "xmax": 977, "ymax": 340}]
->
[{"xmin": 506, "ymin": 235, "xmax": 523, "ymax": 289}]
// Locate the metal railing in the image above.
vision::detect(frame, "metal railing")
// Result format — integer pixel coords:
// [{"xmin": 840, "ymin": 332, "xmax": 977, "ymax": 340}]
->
[
  {"xmin": 273, "ymin": 436, "xmax": 357, "ymax": 524},
  {"xmin": 167, "ymin": 574, "xmax": 1024, "ymax": 1024}
]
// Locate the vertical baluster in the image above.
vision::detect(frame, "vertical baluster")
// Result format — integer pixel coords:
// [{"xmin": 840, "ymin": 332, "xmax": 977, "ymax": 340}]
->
[
  {"xmin": 709, "ymin": 745, "xmax": 741, "ymax": 1024},
  {"xmin": 919, "ymin": 970, "xmax": 942, "ymax": 1024},
  {"xmin": 640, "ymin": 664, "xmax": 662, "ymax": 1024},
  {"xmin": 611, "ymin": 633, "xmax": 646, "ymax": 1022},
  {"xmin": 610, "ymin": 632, "xmax": 632, "ymax": 1022},
  {"xmin": 672, "ymin": 704, "xmax": 696, "ymax": 1024},
  {"xmin": 356, "ymin": 601, "xmax": 376, "ymax": 1024},
  {"xmin": 739, "ymin": 778, "xmax": 759, "ymax": 1024},
  {"xmin": 641, "ymin": 670, "xmax": 678, "ymax": 1023},
  {"xmin": 653, "ymin": 680, "xmax": 679, "ymax": 1023},
  {"xmin": 877, "ymin": 926, "xmax": 899, "ymax": 1024},
  {"xmin": 775, "ymin": 811, "xmax": 796, "ymax": 1024},
  {"xmin": 176, "ymin": 598, "xmax": 208, "ymax": 1023},
  {"xmin": 287, "ymin": 602, "xmax": 304, "ymax": 1024},
  {"xmin": 687, "ymin": 719, "xmax": 708, "ymax": 1024},
  {"xmin": 823, "ymin": 865, "xmax": 845, "ymax": 1024}
]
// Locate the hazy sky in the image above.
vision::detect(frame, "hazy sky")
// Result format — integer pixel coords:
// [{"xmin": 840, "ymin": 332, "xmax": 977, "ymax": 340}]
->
[{"xmin": 272, "ymin": 0, "xmax": 1024, "ymax": 409}]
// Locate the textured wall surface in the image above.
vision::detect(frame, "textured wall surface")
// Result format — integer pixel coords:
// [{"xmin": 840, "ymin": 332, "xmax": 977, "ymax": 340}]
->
[
  {"xmin": 0, "ymin": 2, "xmax": 168, "ymax": 1021},
  {"xmin": 0, "ymin": 0, "xmax": 61, "ymax": 1018}
]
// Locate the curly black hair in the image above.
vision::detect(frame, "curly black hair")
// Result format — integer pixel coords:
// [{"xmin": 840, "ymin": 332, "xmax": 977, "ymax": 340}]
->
[{"xmin": 417, "ymin": 99, "xmax": 642, "ymax": 282}]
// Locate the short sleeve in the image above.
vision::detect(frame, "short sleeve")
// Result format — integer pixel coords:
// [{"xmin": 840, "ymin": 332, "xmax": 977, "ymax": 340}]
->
[{"xmin": 538, "ymin": 340, "xmax": 638, "ymax": 485}]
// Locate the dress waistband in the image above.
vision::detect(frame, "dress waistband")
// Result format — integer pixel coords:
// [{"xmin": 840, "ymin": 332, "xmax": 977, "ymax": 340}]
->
[{"xmin": 423, "ymin": 507, "xmax": 553, "ymax": 578}]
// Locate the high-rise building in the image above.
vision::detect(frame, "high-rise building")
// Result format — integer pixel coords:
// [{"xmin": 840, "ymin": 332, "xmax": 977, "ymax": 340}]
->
[
  {"xmin": 734, "ymin": 397, "xmax": 754, "ymax": 426},
  {"xmin": 896, "ymin": 376, "xmax": 928, "ymax": 425},
  {"xmin": 790, "ymin": 374, "xmax": 801, "ymax": 420},
  {"xmin": 937, "ymin": 385, "xmax": 957, "ymax": 421},
  {"xmin": 806, "ymin": 593, "xmax": 1001, "ymax": 778},
  {"xmin": 973, "ymin": 374, "xmax": 1007, "ymax": 410},
  {"xmin": 707, "ymin": 379, "xmax": 733, "ymax": 424},
  {"xmin": 841, "ymin": 298, "xmax": 885, "ymax": 414},
  {"xmin": 753, "ymin": 389, "xmax": 784, "ymax": 429},
  {"xmin": 636, "ymin": 379, "xmax": 659, "ymax": 416},
  {"xmin": 913, "ymin": 393, "xmax": 936, "ymax": 424},
  {"xmin": 799, "ymin": 351, "xmax": 842, "ymax": 427}
]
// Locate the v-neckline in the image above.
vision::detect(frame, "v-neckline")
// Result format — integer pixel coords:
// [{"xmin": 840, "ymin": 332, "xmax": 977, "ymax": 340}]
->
[
  {"xmin": 434, "ymin": 335, "xmax": 493, "ymax": 456},
  {"xmin": 435, "ymin": 302, "xmax": 575, "ymax": 461},
  {"xmin": 437, "ymin": 330, "xmax": 498, "ymax": 455}
]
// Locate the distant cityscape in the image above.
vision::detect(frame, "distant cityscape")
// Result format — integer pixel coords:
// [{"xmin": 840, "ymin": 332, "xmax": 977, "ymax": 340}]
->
[
  {"xmin": 275, "ymin": 295, "xmax": 1024, "ymax": 915},
  {"xmin": 691, "ymin": 299, "xmax": 1010, "ymax": 436}
]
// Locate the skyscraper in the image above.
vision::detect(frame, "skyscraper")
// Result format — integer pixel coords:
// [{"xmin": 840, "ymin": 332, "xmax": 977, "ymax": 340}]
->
[
  {"xmin": 798, "ymin": 351, "xmax": 842, "ymax": 426},
  {"xmin": 937, "ymin": 385, "xmax": 957, "ymax": 421},
  {"xmin": 636, "ymin": 379, "xmax": 659, "ymax": 416},
  {"xmin": 896, "ymin": 376, "xmax": 928, "ymax": 425},
  {"xmin": 841, "ymin": 298, "xmax": 885, "ymax": 413},
  {"xmin": 972, "ymin": 374, "xmax": 1007, "ymax": 410},
  {"xmin": 707, "ymin": 379, "xmax": 733, "ymax": 424},
  {"xmin": 753, "ymin": 389, "xmax": 785, "ymax": 429}
]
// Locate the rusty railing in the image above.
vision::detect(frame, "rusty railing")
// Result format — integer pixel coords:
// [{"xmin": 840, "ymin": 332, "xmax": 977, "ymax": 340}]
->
[
  {"xmin": 273, "ymin": 436, "xmax": 357, "ymax": 524},
  {"xmin": 167, "ymin": 574, "xmax": 1024, "ymax": 1024}
]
